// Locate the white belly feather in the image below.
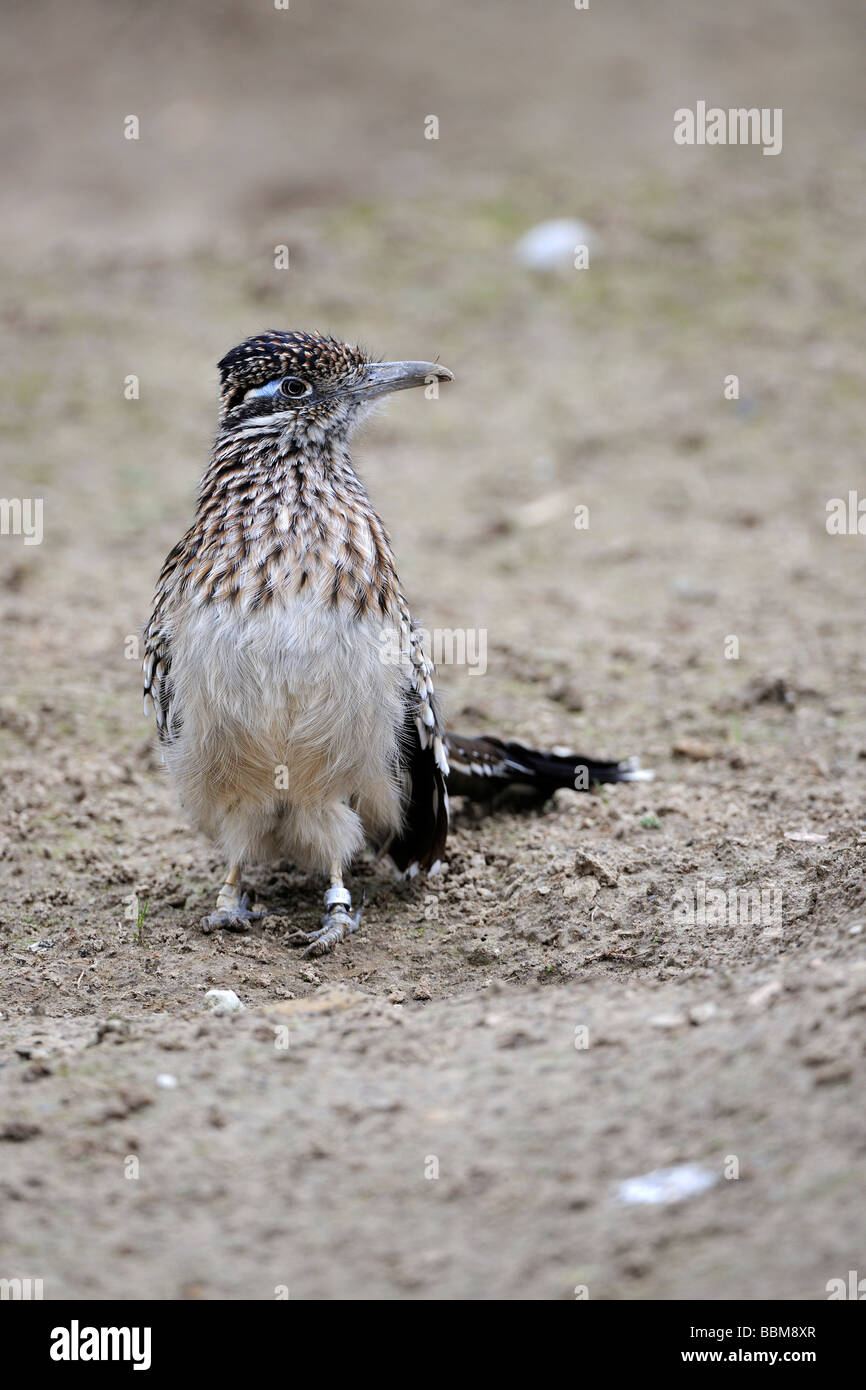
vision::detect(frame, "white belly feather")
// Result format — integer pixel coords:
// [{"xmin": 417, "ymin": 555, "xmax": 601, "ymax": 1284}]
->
[{"xmin": 161, "ymin": 594, "xmax": 406, "ymax": 869}]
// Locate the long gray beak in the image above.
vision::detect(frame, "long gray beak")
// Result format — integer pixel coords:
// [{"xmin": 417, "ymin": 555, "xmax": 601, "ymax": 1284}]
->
[{"xmin": 354, "ymin": 360, "xmax": 453, "ymax": 400}]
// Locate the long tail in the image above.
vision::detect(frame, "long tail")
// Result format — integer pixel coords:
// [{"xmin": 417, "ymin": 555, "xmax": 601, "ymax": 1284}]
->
[{"xmin": 443, "ymin": 732, "xmax": 653, "ymax": 799}]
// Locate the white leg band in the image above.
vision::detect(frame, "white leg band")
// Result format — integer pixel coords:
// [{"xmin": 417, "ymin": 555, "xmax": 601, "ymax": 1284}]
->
[{"xmin": 324, "ymin": 884, "xmax": 352, "ymax": 910}]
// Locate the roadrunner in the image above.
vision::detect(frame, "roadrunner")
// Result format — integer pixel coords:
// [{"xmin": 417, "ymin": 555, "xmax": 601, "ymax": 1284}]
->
[{"xmin": 144, "ymin": 331, "xmax": 648, "ymax": 955}]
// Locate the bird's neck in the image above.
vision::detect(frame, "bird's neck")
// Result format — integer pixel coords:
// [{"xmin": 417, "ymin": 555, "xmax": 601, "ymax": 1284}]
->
[{"xmin": 188, "ymin": 428, "xmax": 401, "ymax": 616}]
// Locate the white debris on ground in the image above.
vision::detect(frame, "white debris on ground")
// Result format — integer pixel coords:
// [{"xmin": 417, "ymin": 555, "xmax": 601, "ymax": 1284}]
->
[
  {"xmin": 203, "ymin": 988, "xmax": 244, "ymax": 1015},
  {"xmin": 514, "ymin": 218, "xmax": 596, "ymax": 270},
  {"xmin": 615, "ymin": 1163, "xmax": 719, "ymax": 1206}
]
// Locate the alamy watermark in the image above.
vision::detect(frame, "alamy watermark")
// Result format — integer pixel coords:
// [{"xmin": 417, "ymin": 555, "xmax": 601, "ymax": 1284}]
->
[
  {"xmin": 0, "ymin": 498, "xmax": 43, "ymax": 545},
  {"xmin": 0, "ymin": 1277, "xmax": 44, "ymax": 1300},
  {"xmin": 673, "ymin": 880, "xmax": 782, "ymax": 929},
  {"xmin": 379, "ymin": 625, "xmax": 487, "ymax": 676},
  {"xmin": 826, "ymin": 491, "xmax": 866, "ymax": 535},
  {"xmin": 826, "ymin": 1270, "xmax": 866, "ymax": 1300},
  {"xmin": 674, "ymin": 103, "xmax": 782, "ymax": 157}
]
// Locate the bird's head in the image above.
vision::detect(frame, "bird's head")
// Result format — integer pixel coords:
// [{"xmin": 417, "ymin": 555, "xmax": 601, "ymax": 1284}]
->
[{"xmin": 217, "ymin": 330, "xmax": 452, "ymax": 444}]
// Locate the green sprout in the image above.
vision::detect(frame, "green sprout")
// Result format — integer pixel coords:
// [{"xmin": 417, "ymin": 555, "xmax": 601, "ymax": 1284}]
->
[{"xmin": 134, "ymin": 898, "xmax": 149, "ymax": 944}]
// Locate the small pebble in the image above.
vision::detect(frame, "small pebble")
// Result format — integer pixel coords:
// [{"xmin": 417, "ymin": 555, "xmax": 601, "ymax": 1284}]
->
[
  {"xmin": 514, "ymin": 218, "xmax": 595, "ymax": 271},
  {"xmin": 649, "ymin": 1012, "xmax": 687, "ymax": 1030},
  {"xmin": 616, "ymin": 1163, "xmax": 717, "ymax": 1206},
  {"xmin": 203, "ymin": 988, "xmax": 244, "ymax": 1015},
  {"xmin": 748, "ymin": 980, "xmax": 782, "ymax": 1009},
  {"xmin": 672, "ymin": 738, "xmax": 717, "ymax": 762}
]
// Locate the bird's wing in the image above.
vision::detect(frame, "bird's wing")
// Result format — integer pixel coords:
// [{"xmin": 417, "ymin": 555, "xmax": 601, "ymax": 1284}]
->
[
  {"xmin": 142, "ymin": 540, "xmax": 186, "ymax": 743},
  {"xmin": 142, "ymin": 614, "xmax": 176, "ymax": 741},
  {"xmin": 387, "ymin": 607, "xmax": 449, "ymax": 875}
]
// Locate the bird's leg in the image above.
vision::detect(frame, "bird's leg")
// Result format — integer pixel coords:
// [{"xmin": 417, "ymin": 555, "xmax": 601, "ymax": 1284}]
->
[
  {"xmin": 289, "ymin": 861, "xmax": 364, "ymax": 958},
  {"xmin": 216, "ymin": 862, "xmax": 241, "ymax": 911},
  {"xmin": 203, "ymin": 862, "xmax": 264, "ymax": 931}
]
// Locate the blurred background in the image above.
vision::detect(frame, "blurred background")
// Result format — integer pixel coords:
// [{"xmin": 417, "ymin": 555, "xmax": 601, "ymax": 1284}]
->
[{"xmin": 1, "ymin": 0, "xmax": 865, "ymax": 1301}]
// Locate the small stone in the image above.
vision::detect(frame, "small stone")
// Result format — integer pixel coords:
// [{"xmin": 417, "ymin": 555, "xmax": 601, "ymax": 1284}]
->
[
  {"xmin": 466, "ymin": 944, "xmax": 498, "ymax": 965},
  {"xmin": 92, "ymin": 1017, "xmax": 129, "ymax": 1045},
  {"xmin": 748, "ymin": 980, "xmax": 782, "ymax": 1009},
  {"xmin": 514, "ymin": 218, "xmax": 596, "ymax": 271},
  {"xmin": 548, "ymin": 676, "xmax": 585, "ymax": 712},
  {"xmin": 573, "ymin": 849, "xmax": 618, "ymax": 888},
  {"xmin": 95, "ymin": 1090, "xmax": 154, "ymax": 1124},
  {"xmin": 812, "ymin": 1063, "xmax": 852, "ymax": 1087},
  {"xmin": 412, "ymin": 978, "xmax": 433, "ymax": 1001},
  {"xmin": 203, "ymin": 988, "xmax": 244, "ymax": 1015},
  {"xmin": 672, "ymin": 738, "xmax": 717, "ymax": 761},
  {"xmin": 616, "ymin": 1163, "xmax": 717, "ymax": 1206},
  {"xmin": 671, "ymin": 578, "xmax": 716, "ymax": 604}
]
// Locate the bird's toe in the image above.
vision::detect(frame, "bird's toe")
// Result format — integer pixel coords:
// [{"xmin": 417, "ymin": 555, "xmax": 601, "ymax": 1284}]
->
[
  {"xmin": 289, "ymin": 901, "xmax": 364, "ymax": 957},
  {"xmin": 201, "ymin": 892, "xmax": 265, "ymax": 933}
]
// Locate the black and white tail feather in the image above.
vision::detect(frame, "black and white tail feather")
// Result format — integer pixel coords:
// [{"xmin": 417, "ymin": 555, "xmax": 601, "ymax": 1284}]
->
[{"xmin": 442, "ymin": 732, "xmax": 653, "ymax": 802}]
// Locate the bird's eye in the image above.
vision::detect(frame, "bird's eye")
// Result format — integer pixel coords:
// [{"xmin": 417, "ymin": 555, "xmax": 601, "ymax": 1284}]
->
[{"xmin": 280, "ymin": 376, "xmax": 311, "ymax": 399}]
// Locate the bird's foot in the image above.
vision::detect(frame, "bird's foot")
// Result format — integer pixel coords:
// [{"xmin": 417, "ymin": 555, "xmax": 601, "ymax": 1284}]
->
[
  {"xmin": 289, "ymin": 886, "xmax": 364, "ymax": 958},
  {"xmin": 202, "ymin": 892, "xmax": 265, "ymax": 933}
]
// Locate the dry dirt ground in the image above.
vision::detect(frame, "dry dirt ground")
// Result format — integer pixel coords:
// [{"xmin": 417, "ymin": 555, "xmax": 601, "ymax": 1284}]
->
[{"xmin": 1, "ymin": 0, "xmax": 865, "ymax": 1300}]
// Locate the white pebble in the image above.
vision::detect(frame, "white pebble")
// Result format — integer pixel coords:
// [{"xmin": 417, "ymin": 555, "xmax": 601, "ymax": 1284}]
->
[
  {"xmin": 514, "ymin": 218, "xmax": 595, "ymax": 271},
  {"xmin": 204, "ymin": 988, "xmax": 244, "ymax": 1015},
  {"xmin": 615, "ymin": 1163, "xmax": 718, "ymax": 1206},
  {"xmin": 155, "ymin": 1073, "xmax": 178, "ymax": 1089}
]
